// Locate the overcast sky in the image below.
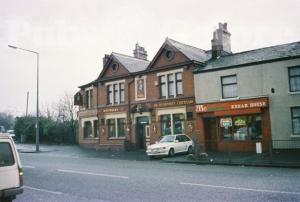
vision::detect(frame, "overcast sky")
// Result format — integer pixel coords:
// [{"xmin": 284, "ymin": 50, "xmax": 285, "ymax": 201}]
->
[{"xmin": 1, "ymin": 0, "xmax": 300, "ymax": 116}]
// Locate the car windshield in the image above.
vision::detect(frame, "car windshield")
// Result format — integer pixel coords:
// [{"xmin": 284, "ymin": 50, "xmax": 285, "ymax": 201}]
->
[{"xmin": 159, "ymin": 135, "xmax": 175, "ymax": 143}]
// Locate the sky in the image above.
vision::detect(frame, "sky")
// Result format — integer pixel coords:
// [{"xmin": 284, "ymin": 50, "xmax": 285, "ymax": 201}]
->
[{"xmin": 1, "ymin": 0, "xmax": 300, "ymax": 116}]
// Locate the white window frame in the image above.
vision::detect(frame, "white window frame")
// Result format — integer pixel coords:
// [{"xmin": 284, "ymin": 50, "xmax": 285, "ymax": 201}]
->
[
  {"xmin": 106, "ymin": 80, "xmax": 125, "ymax": 105},
  {"xmin": 157, "ymin": 107, "xmax": 186, "ymax": 134},
  {"xmin": 157, "ymin": 69, "xmax": 183, "ymax": 99},
  {"xmin": 85, "ymin": 86, "xmax": 93, "ymax": 109},
  {"xmin": 105, "ymin": 113, "xmax": 127, "ymax": 139}
]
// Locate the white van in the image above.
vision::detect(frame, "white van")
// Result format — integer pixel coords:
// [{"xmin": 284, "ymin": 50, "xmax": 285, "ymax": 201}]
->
[{"xmin": 0, "ymin": 135, "xmax": 23, "ymax": 201}]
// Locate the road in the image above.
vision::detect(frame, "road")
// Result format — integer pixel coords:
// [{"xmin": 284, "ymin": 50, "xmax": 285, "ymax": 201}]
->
[{"xmin": 15, "ymin": 146, "xmax": 300, "ymax": 202}]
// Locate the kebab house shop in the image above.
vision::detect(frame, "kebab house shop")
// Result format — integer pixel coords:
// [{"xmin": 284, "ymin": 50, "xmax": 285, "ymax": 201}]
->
[{"xmin": 195, "ymin": 97, "xmax": 271, "ymax": 152}]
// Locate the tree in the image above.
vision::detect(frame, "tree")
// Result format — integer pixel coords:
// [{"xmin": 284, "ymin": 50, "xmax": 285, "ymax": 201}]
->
[{"xmin": 0, "ymin": 112, "xmax": 15, "ymax": 131}]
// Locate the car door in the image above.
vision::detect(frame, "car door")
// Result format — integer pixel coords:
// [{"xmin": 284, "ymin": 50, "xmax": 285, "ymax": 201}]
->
[
  {"xmin": 182, "ymin": 135, "xmax": 191, "ymax": 152},
  {"xmin": 175, "ymin": 135, "xmax": 185, "ymax": 153}
]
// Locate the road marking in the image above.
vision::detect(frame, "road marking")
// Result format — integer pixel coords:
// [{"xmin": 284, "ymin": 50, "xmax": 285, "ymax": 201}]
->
[
  {"xmin": 180, "ymin": 182, "xmax": 300, "ymax": 195},
  {"xmin": 57, "ymin": 169, "xmax": 129, "ymax": 179},
  {"xmin": 24, "ymin": 186, "xmax": 62, "ymax": 195},
  {"xmin": 23, "ymin": 165, "xmax": 35, "ymax": 169}
]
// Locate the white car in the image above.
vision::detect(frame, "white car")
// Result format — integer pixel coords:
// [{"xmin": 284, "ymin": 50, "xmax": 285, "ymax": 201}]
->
[
  {"xmin": 146, "ymin": 134, "xmax": 194, "ymax": 158},
  {"xmin": 0, "ymin": 135, "xmax": 23, "ymax": 202}
]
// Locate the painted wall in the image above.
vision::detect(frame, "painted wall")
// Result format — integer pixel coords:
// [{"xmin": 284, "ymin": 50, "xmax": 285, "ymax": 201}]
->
[{"xmin": 194, "ymin": 58, "xmax": 300, "ymax": 147}]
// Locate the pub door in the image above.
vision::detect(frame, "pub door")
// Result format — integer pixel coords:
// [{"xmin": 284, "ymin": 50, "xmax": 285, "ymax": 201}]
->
[{"xmin": 136, "ymin": 116, "xmax": 149, "ymax": 149}]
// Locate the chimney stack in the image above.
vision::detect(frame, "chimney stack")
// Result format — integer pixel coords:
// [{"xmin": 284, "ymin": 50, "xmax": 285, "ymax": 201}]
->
[
  {"xmin": 103, "ymin": 54, "xmax": 110, "ymax": 67},
  {"xmin": 211, "ymin": 22, "xmax": 231, "ymax": 59},
  {"xmin": 133, "ymin": 43, "xmax": 148, "ymax": 60}
]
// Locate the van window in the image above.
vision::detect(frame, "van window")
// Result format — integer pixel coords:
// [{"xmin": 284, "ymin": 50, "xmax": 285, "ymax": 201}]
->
[{"xmin": 0, "ymin": 142, "xmax": 15, "ymax": 167}]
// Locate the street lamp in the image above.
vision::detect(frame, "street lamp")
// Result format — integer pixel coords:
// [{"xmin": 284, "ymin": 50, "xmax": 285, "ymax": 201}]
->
[{"xmin": 8, "ymin": 45, "xmax": 40, "ymax": 152}]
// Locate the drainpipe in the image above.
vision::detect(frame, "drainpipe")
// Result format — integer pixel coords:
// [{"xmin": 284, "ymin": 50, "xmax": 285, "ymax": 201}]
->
[
  {"xmin": 97, "ymin": 82, "xmax": 100, "ymax": 146},
  {"xmin": 127, "ymin": 76, "xmax": 135, "ymax": 146}
]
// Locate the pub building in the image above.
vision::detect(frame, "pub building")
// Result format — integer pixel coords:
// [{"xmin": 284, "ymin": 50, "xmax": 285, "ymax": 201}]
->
[{"xmin": 75, "ymin": 38, "xmax": 206, "ymax": 150}]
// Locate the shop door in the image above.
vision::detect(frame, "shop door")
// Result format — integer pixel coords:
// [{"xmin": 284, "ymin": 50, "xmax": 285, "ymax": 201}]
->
[
  {"xmin": 204, "ymin": 117, "xmax": 217, "ymax": 151},
  {"xmin": 136, "ymin": 116, "xmax": 149, "ymax": 149}
]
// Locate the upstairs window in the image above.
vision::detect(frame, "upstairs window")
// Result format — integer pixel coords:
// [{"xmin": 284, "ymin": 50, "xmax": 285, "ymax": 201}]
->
[
  {"xmin": 291, "ymin": 107, "xmax": 300, "ymax": 135},
  {"xmin": 159, "ymin": 75, "xmax": 167, "ymax": 98},
  {"xmin": 221, "ymin": 75, "xmax": 237, "ymax": 98},
  {"xmin": 159, "ymin": 70, "xmax": 183, "ymax": 99},
  {"xmin": 85, "ymin": 89, "xmax": 93, "ymax": 109},
  {"xmin": 107, "ymin": 81, "xmax": 125, "ymax": 105},
  {"xmin": 289, "ymin": 66, "xmax": 300, "ymax": 92}
]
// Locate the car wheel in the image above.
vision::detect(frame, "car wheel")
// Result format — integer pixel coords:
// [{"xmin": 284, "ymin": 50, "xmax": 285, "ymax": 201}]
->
[
  {"xmin": 188, "ymin": 146, "xmax": 193, "ymax": 154},
  {"xmin": 148, "ymin": 156, "xmax": 154, "ymax": 160},
  {"xmin": 168, "ymin": 148, "xmax": 175, "ymax": 157}
]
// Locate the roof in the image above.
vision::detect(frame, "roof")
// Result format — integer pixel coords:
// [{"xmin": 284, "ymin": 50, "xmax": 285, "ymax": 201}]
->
[
  {"xmin": 195, "ymin": 41, "xmax": 300, "ymax": 72},
  {"xmin": 166, "ymin": 38, "xmax": 210, "ymax": 63},
  {"xmin": 112, "ymin": 52, "xmax": 150, "ymax": 73}
]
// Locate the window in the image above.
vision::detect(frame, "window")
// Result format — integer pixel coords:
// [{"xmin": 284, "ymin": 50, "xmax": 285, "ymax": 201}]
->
[
  {"xmin": 107, "ymin": 85, "xmax": 113, "ymax": 105},
  {"xmin": 120, "ymin": 83, "xmax": 125, "ymax": 103},
  {"xmin": 175, "ymin": 73, "xmax": 183, "ymax": 96},
  {"xmin": 94, "ymin": 120, "xmax": 99, "ymax": 138},
  {"xmin": 85, "ymin": 89, "xmax": 93, "ymax": 109},
  {"xmin": 159, "ymin": 75, "xmax": 166, "ymax": 98},
  {"xmin": 165, "ymin": 50, "xmax": 175, "ymax": 60},
  {"xmin": 107, "ymin": 82, "xmax": 125, "ymax": 105},
  {"xmin": 0, "ymin": 143, "xmax": 15, "ymax": 167},
  {"xmin": 167, "ymin": 74, "xmax": 174, "ymax": 97},
  {"xmin": 113, "ymin": 84, "xmax": 118, "ymax": 104},
  {"xmin": 84, "ymin": 121, "xmax": 92, "ymax": 138},
  {"xmin": 220, "ymin": 115, "xmax": 262, "ymax": 141},
  {"xmin": 159, "ymin": 71, "xmax": 183, "ymax": 98},
  {"xmin": 221, "ymin": 75, "xmax": 237, "ymax": 98},
  {"xmin": 289, "ymin": 66, "xmax": 300, "ymax": 92},
  {"xmin": 291, "ymin": 107, "xmax": 300, "ymax": 135},
  {"xmin": 107, "ymin": 118, "xmax": 126, "ymax": 138},
  {"xmin": 107, "ymin": 119, "xmax": 116, "ymax": 138},
  {"xmin": 161, "ymin": 113, "xmax": 185, "ymax": 135}
]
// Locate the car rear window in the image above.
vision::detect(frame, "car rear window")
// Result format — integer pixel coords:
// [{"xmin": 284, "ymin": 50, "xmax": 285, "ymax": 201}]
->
[{"xmin": 0, "ymin": 142, "xmax": 15, "ymax": 167}]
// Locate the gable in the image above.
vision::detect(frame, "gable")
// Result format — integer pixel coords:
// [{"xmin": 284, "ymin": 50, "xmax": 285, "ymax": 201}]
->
[
  {"xmin": 148, "ymin": 43, "xmax": 191, "ymax": 70},
  {"xmin": 99, "ymin": 56, "xmax": 130, "ymax": 79}
]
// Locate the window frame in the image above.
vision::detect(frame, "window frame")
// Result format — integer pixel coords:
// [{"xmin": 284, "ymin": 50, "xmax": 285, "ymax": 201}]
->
[
  {"xmin": 107, "ymin": 85, "xmax": 113, "ymax": 105},
  {"xmin": 291, "ymin": 107, "xmax": 300, "ymax": 135},
  {"xmin": 175, "ymin": 72, "xmax": 183, "ymax": 96},
  {"xmin": 107, "ymin": 118, "xmax": 126, "ymax": 138},
  {"xmin": 159, "ymin": 75, "xmax": 167, "ymax": 98},
  {"xmin": 288, "ymin": 66, "xmax": 300, "ymax": 92},
  {"xmin": 158, "ymin": 69, "xmax": 184, "ymax": 99},
  {"xmin": 221, "ymin": 75, "xmax": 238, "ymax": 99},
  {"xmin": 106, "ymin": 80, "xmax": 125, "ymax": 105}
]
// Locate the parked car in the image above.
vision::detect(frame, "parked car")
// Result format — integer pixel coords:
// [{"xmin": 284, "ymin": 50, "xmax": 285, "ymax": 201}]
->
[
  {"xmin": 146, "ymin": 134, "xmax": 194, "ymax": 158},
  {"xmin": 0, "ymin": 135, "xmax": 23, "ymax": 202}
]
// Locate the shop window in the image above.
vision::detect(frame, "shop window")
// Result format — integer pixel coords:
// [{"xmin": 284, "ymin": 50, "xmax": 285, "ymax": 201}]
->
[
  {"xmin": 161, "ymin": 115, "xmax": 171, "ymax": 135},
  {"xmin": 107, "ymin": 119, "xmax": 116, "ymax": 138},
  {"xmin": 220, "ymin": 115, "xmax": 262, "ymax": 141},
  {"xmin": 221, "ymin": 75, "xmax": 237, "ymax": 98},
  {"xmin": 291, "ymin": 107, "xmax": 300, "ymax": 135},
  {"xmin": 159, "ymin": 75, "xmax": 167, "ymax": 98},
  {"xmin": 84, "ymin": 121, "xmax": 92, "ymax": 138},
  {"xmin": 107, "ymin": 118, "xmax": 126, "ymax": 138},
  {"xmin": 289, "ymin": 66, "xmax": 300, "ymax": 92},
  {"xmin": 161, "ymin": 113, "xmax": 185, "ymax": 135},
  {"xmin": 117, "ymin": 118, "xmax": 126, "ymax": 137},
  {"xmin": 85, "ymin": 89, "xmax": 93, "ymax": 109},
  {"xmin": 93, "ymin": 120, "xmax": 99, "ymax": 138},
  {"xmin": 173, "ymin": 113, "xmax": 184, "ymax": 134}
]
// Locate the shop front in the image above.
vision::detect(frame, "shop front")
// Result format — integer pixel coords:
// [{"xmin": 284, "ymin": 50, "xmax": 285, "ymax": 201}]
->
[{"xmin": 195, "ymin": 97, "xmax": 271, "ymax": 152}]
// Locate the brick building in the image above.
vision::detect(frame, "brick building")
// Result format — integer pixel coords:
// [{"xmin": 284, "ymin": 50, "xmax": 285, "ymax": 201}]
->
[{"xmin": 75, "ymin": 39, "xmax": 207, "ymax": 150}]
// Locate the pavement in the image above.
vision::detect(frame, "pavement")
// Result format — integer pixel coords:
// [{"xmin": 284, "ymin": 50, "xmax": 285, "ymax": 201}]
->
[{"xmin": 16, "ymin": 143, "xmax": 300, "ymax": 168}]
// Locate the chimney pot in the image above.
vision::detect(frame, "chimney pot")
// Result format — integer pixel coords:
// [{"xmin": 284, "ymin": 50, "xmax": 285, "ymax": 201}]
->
[{"xmin": 133, "ymin": 43, "xmax": 148, "ymax": 60}]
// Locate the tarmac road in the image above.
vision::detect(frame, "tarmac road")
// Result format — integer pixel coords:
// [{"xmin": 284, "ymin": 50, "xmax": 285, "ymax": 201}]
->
[{"xmin": 15, "ymin": 145, "xmax": 300, "ymax": 202}]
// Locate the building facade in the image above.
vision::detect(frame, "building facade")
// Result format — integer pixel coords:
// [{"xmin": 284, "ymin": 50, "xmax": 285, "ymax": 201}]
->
[
  {"xmin": 75, "ymin": 39, "xmax": 207, "ymax": 150},
  {"xmin": 193, "ymin": 23, "xmax": 300, "ymax": 152}
]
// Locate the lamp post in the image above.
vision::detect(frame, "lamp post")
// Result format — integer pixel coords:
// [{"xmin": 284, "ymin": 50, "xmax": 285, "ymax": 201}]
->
[{"xmin": 8, "ymin": 45, "xmax": 40, "ymax": 152}]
